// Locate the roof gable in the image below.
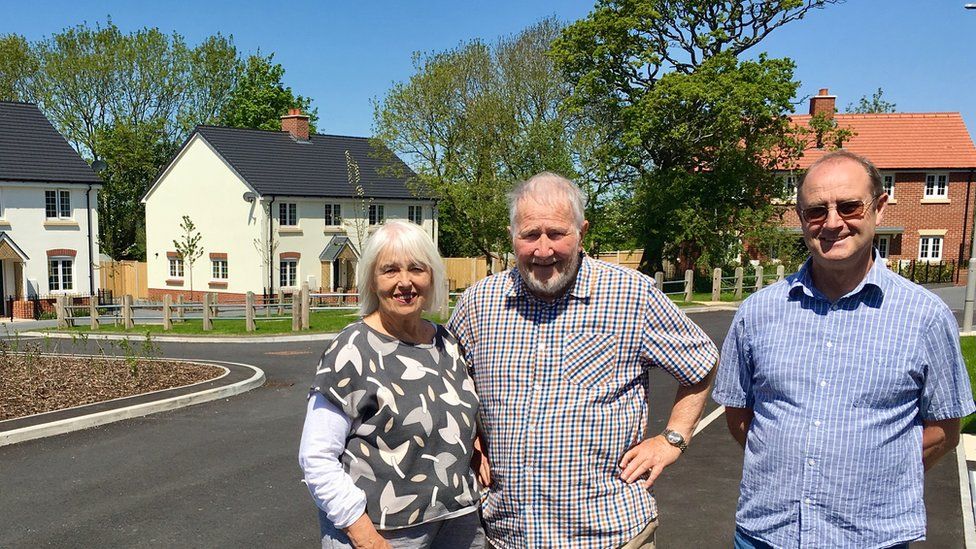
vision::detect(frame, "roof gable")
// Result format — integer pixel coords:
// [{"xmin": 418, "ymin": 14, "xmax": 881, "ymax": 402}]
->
[
  {"xmin": 0, "ymin": 101, "xmax": 101, "ymax": 184},
  {"xmin": 790, "ymin": 112, "xmax": 976, "ymax": 170}
]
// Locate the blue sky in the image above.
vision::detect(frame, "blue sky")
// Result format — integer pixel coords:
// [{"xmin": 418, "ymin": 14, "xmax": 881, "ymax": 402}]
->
[{"xmin": 3, "ymin": 1, "xmax": 974, "ymax": 140}]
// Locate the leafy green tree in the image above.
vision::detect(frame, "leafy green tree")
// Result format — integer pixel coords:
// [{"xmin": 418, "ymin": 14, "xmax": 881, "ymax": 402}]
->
[
  {"xmin": 847, "ymin": 87, "xmax": 896, "ymax": 114},
  {"xmin": 552, "ymin": 0, "xmax": 840, "ymax": 272},
  {"xmin": 173, "ymin": 215, "xmax": 204, "ymax": 301},
  {"xmin": 0, "ymin": 34, "xmax": 35, "ymax": 101},
  {"xmin": 218, "ymin": 53, "xmax": 318, "ymax": 132}
]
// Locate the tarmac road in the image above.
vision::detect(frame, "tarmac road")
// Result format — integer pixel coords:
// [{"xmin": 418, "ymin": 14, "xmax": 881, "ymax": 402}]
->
[{"xmin": 0, "ymin": 310, "xmax": 968, "ymax": 547}]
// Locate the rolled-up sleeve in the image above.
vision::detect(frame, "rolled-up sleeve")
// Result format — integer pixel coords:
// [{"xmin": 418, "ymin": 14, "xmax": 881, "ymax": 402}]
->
[
  {"xmin": 712, "ymin": 308, "xmax": 755, "ymax": 408},
  {"xmin": 919, "ymin": 306, "xmax": 976, "ymax": 421},
  {"xmin": 641, "ymin": 288, "xmax": 719, "ymax": 386}
]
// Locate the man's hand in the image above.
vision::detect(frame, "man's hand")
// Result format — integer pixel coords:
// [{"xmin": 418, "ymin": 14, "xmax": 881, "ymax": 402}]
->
[
  {"xmin": 344, "ymin": 513, "xmax": 392, "ymax": 549},
  {"xmin": 472, "ymin": 430, "xmax": 492, "ymax": 488},
  {"xmin": 619, "ymin": 435, "xmax": 683, "ymax": 488}
]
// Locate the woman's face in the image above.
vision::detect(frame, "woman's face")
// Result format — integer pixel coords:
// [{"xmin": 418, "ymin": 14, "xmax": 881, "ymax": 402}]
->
[{"xmin": 373, "ymin": 247, "xmax": 432, "ymax": 319}]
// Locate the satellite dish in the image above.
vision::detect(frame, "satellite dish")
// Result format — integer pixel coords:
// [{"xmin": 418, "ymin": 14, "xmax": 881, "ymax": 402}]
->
[
  {"xmin": 243, "ymin": 192, "xmax": 257, "ymax": 203},
  {"xmin": 91, "ymin": 160, "xmax": 107, "ymax": 173}
]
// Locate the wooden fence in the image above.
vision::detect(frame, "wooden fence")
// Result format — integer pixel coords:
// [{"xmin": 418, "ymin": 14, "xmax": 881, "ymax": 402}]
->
[
  {"xmin": 444, "ymin": 249, "xmax": 645, "ymax": 290},
  {"xmin": 99, "ymin": 260, "xmax": 148, "ymax": 299}
]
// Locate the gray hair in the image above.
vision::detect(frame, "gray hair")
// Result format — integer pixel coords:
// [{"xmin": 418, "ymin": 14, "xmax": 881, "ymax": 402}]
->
[
  {"xmin": 357, "ymin": 220, "xmax": 447, "ymax": 316},
  {"xmin": 507, "ymin": 171, "xmax": 587, "ymax": 234},
  {"xmin": 799, "ymin": 149, "xmax": 884, "ymax": 199}
]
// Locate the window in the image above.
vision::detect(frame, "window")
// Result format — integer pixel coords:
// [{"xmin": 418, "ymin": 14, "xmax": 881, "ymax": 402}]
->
[
  {"xmin": 169, "ymin": 257, "xmax": 184, "ymax": 278},
  {"xmin": 882, "ymin": 174, "xmax": 895, "ymax": 199},
  {"xmin": 212, "ymin": 259, "xmax": 228, "ymax": 279},
  {"xmin": 924, "ymin": 174, "xmax": 948, "ymax": 198},
  {"xmin": 45, "ymin": 190, "xmax": 71, "ymax": 218},
  {"xmin": 280, "ymin": 259, "xmax": 298, "ymax": 287},
  {"xmin": 408, "ymin": 205, "xmax": 423, "ymax": 224},
  {"xmin": 324, "ymin": 204, "xmax": 342, "ymax": 226},
  {"xmin": 783, "ymin": 175, "xmax": 797, "ymax": 202},
  {"xmin": 279, "ymin": 202, "xmax": 298, "ymax": 226},
  {"xmin": 919, "ymin": 236, "xmax": 943, "ymax": 261},
  {"xmin": 369, "ymin": 204, "xmax": 385, "ymax": 225},
  {"xmin": 875, "ymin": 235, "xmax": 890, "ymax": 259},
  {"xmin": 48, "ymin": 258, "xmax": 73, "ymax": 291}
]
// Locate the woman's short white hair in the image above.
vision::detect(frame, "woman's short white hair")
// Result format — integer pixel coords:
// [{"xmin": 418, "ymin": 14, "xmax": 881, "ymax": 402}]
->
[
  {"xmin": 507, "ymin": 171, "xmax": 587, "ymax": 234},
  {"xmin": 357, "ymin": 220, "xmax": 447, "ymax": 316}
]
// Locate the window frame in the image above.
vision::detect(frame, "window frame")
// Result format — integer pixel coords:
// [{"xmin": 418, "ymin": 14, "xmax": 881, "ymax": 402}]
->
[
  {"xmin": 279, "ymin": 202, "xmax": 299, "ymax": 227},
  {"xmin": 211, "ymin": 258, "xmax": 228, "ymax": 280},
  {"xmin": 408, "ymin": 205, "xmax": 423, "ymax": 224},
  {"xmin": 279, "ymin": 259, "xmax": 298, "ymax": 288},
  {"xmin": 48, "ymin": 257, "xmax": 74, "ymax": 291},
  {"xmin": 324, "ymin": 203, "xmax": 342, "ymax": 227},
  {"xmin": 918, "ymin": 236, "xmax": 943, "ymax": 261},
  {"xmin": 875, "ymin": 235, "xmax": 890, "ymax": 259},
  {"xmin": 882, "ymin": 174, "xmax": 895, "ymax": 200},
  {"xmin": 368, "ymin": 204, "xmax": 385, "ymax": 226},
  {"xmin": 924, "ymin": 174, "xmax": 948, "ymax": 198},
  {"xmin": 169, "ymin": 257, "xmax": 185, "ymax": 278}
]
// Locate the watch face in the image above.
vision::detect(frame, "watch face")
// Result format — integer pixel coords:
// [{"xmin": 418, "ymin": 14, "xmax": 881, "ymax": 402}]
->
[{"xmin": 666, "ymin": 431, "xmax": 683, "ymax": 444}]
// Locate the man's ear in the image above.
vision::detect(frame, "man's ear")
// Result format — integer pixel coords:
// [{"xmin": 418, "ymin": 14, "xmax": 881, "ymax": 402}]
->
[{"xmin": 579, "ymin": 220, "xmax": 590, "ymax": 244}]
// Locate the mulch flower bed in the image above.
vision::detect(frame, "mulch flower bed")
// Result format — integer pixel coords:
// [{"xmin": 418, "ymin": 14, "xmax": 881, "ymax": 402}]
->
[{"xmin": 0, "ymin": 342, "xmax": 223, "ymax": 422}]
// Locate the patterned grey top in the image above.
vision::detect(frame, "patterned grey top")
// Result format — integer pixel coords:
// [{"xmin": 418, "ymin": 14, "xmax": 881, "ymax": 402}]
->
[{"xmin": 311, "ymin": 321, "xmax": 480, "ymax": 529}]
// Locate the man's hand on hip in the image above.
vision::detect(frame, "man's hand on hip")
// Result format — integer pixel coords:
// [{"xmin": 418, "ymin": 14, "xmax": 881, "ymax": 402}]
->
[{"xmin": 619, "ymin": 435, "xmax": 683, "ymax": 488}]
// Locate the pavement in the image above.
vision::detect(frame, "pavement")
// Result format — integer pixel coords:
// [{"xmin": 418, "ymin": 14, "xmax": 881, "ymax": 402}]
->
[{"xmin": 0, "ymin": 310, "xmax": 972, "ymax": 547}]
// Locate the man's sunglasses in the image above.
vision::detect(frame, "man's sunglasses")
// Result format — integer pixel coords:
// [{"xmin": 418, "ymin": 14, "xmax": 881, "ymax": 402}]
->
[{"xmin": 799, "ymin": 196, "xmax": 880, "ymax": 224}]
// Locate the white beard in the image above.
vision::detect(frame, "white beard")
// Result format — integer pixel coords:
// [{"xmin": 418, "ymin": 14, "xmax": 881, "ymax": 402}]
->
[{"xmin": 521, "ymin": 252, "xmax": 581, "ymax": 299}]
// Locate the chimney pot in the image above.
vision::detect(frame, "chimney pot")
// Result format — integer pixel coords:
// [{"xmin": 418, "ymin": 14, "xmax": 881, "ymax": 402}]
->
[{"xmin": 809, "ymin": 88, "xmax": 836, "ymax": 119}]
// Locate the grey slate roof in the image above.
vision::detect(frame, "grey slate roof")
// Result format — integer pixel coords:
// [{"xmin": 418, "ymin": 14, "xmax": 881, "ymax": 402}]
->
[
  {"xmin": 319, "ymin": 235, "xmax": 358, "ymax": 262},
  {"xmin": 0, "ymin": 101, "xmax": 101, "ymax": 184},
  {"xmin": 194, "ymin": 126, "xmax": 421, "ymax": 199}
]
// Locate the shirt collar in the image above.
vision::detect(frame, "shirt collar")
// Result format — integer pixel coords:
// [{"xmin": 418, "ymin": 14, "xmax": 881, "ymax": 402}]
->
[
  {"xmin": 507, "ymin": 252, "xmax": 592, "ymax": 301},
  {"xmin": 789, "ymin": 248, "xmax": 888, "ymax": 302}
]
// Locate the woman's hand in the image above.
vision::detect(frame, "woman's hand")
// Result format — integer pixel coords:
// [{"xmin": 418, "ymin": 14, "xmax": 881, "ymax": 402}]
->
[
  {"xmin": 344, "ymin": 513, "xmax": 392, "ymax": 549},
  {"xmin": 472, "ymin": 429, "xmax": 492, "ymax": 488}
]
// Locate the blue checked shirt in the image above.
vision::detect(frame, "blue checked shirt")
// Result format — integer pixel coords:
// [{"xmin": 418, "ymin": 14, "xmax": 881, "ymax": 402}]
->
[
  {"xmin": 713, "ymin": 255, "xmax": 975, "ymax": 549},
  {"xmin": 448, "ymin": 255, "xmax": 718, "ymax": 548}
]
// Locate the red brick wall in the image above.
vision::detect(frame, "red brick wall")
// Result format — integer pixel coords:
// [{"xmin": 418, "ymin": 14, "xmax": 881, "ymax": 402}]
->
[{"xmin": 147, "ymin": 288, "xmax": 248, "ymax": 303}]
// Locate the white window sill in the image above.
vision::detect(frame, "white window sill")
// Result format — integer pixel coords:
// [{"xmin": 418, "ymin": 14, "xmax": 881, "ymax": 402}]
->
[
  {"xmin": 917, "ymin": 258, "xmax": 944, "ymax": 262},
  {"xmin": 279, "ymin": 227, "xmax": 303, "ymax": 235},
  {"xmin": 920, "ymin": 198, "xmax": 950, "ymax": 204},
  {"xmin": 323, "ymin": 226, "xmax": 345, "ymax": 233},
  {"xmin": 44, "ymin": 219, "xmax": 80, "ymax": 228}
]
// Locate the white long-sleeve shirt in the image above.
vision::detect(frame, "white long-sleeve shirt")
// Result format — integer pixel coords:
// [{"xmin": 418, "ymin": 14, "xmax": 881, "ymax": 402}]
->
[{"xmin": 298, "ymin": 393, "xmax": 367, "ymax": 529}]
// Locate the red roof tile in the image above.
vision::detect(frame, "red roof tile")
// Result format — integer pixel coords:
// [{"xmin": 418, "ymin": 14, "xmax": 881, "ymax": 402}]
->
[{"xmin": 788, "ymin": 112, "xmax": 976, "ymax": 170}]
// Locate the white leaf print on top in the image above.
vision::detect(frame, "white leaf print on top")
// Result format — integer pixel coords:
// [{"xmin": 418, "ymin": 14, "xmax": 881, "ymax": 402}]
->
[
  {"xmin": 366, "ymin": 377, "xmax": 399, "ymax": 415},
  {"xmin": 328, "ymin": 331, "xmax": 362, "ymax": 375},
  {"xmin": 399, "ymin": 355, "xmax": 439, "ymax": 381},
  {"xmin": 402, "ymin": 394, "xmax": 433, "ymax": 435},
  {"xmin": 421, "ymin": 452, "xmax": 458, "ymax": 485},
  {"xmin": 376, "ymin": 437, "xmax": 410, "ymax": 479},
  {"xmin": 379, "ymin": 481, "xmax": 417, "ymax": 529},
  {"xmin": 438, "ymin": 413, "xmax": 466, "ymax": 452},
  {"xmin": 440, "ymin": 378, "xmax": 472, "ymax": 408},
  {"xmin": 368, "ymin": 330, "xmax": 399, "ymax": 371}
]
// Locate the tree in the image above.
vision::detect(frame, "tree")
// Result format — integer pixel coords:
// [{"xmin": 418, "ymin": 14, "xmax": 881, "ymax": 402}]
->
[
  {"xmin": 847, "ymin": 87, "xmax": 896, "ymax": 114},
  {"xmin": 375, "ymin": 18, "xmax": 616, "ymax": 263},
  {"xmin": 344, "ymin": 150, "xmax": 373, "ymax": 250},
  {"xmin": 552, "ymin": 0, "xmax": 840, "ymax": 272},
  {"xmin": 0, "ymin": 35, "xmax": 35, "ymax": 101},
  {"xmin": 173, "ymin": 215, "xmax": 204, "ymax": 301},
  {"xmin": 218, "ymin": 53, "xmax": 318, "ymax": 132}
]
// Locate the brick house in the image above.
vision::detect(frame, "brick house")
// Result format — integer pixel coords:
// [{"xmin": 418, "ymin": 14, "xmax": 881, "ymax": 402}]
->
[
  {"xmin": 777, "ymin": 89, "xmax": 976, "ymax": 281},
  {"xmin": 142, "ymin": 109, "xmax": 431, "ymax": 302},
  {"xmin": 0, "ymin": 101, "xmax": 102, "ymax": 318}
]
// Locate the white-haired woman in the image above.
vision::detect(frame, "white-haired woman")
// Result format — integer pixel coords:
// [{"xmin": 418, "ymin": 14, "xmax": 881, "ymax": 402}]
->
[{"xmin": 299, "ymin": 220, "xmax": 488, "ymax": 549}]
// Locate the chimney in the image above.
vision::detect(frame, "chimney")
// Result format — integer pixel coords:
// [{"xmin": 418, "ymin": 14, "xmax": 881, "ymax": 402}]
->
[
  {"xmin": 280, "ymin": 108, "xmax": 310, "ymax": 141},
  {"xmin": 809, "ymin": 88, "xmax": 836, "ymax": 118}
]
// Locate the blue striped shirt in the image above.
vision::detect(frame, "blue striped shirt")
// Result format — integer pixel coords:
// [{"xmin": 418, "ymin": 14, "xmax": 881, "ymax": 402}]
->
[
  {"xmin": 448, "ymin": 255, "xmax": 718, "ymax": 548},
  {"xmin": 713, "ymin": 256, "xmax": 975, "ymax": 549}
]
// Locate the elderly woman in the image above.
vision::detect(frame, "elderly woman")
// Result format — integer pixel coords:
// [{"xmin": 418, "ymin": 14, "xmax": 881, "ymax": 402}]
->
[{"xmin": 299, "ymin": 220, "xmax": 486, "ymax": 549}]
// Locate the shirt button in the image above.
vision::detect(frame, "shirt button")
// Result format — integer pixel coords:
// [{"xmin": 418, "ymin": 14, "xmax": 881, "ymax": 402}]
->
[
  {"xmin": 820, "ymin": 380, "xmax": 827, "ymax": 387},
  {"xmin": 808, "ymin": 459, "xmax": 816, "ymax": 466},
  {"xmin": 538, "ymin": 343, "xmax": 546, "ymax": 351},
  {"xmin": 831, "ymin": 304, "xmax": 838, "ymax": 311},
  {"xmin": 825, "ymin": 341, "xmax": 833, "ymax": 348},
  {"xmin": 814, "ymin": 420, "xmax": 822, "ymax": 427},
  {"xmin": 533, "ymin": 384, "xmax": 543, "ymax": 392},
  {"xmin": 805, "ymin": 498, "xmax": 812, "ymax": 505}
]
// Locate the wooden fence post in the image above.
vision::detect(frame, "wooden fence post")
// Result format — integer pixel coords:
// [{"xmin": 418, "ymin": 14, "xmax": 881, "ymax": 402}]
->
[
  {"xmin": 211, "ymin": 293, "xmax": 219, "ymax": 318},
  {"xmin": 711, "ymin": 268, "xmax": 722, "ymax": 302},
  {"xmin": 202, "ymin": 292, "xmax": 212, "ymax": 331},
  {"xmin": 439, "ymin": 280, "xmax": 451, "ymax": 319},
  {"xmin": 177, "ymin": 294, "xmax": 184, "ymax": 321},
  {"xmin": 89, "ymin": 296, "xmax": 99, "ymax": 330},
  {"xmin": 123, "ymin": 294, "xmax": 134, "ymax": 329},
  {"xmin": 734, "ymin": 267, "xmax": 744, "ymax": 300},
  {"xmin": 246, "ymin": 291, "xmax": 256, "ymax": 332},
  {"xmin": 654, "ymin": 271, "xmax": 664, "ymax": 291},
  {"xmin": 755, "ymin": 265, "xmax": 764, "ymax": 291},
  {"xmin": 292, "ymin": 292, "xmax": 301, "ymax": 331},
  {"xmin": 163, "ymin": 294, "xmax": 172, "ymax": 331},
  {"xmin": 56, "ymin": 295, "xmax": 67, "ymax": 329},
  {"xmin": 277, "ymin": 288, "xmax": 285, "ymax": 316},
  {"xmin": 776, "ymin": 265, "xmax": 785, "ymax": 282},
  {"xmin": 301, "ymin": 282, "xmax": 310, "ymax": 330},
  {"xmin": 684, "ymin": 269, "xmax": 694, "ymax": 302}
]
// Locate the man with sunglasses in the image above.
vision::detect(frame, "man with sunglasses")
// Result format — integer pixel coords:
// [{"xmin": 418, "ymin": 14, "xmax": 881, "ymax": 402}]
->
[{"xmin": 713, "ymin": 150, "xmax": 974, "ymax": 549}]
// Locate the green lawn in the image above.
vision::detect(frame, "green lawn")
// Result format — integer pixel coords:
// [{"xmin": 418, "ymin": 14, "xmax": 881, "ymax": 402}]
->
[
  {"xmin": 961, "ymin": 336, "xmax": 976, "ymax": 434},
  {"xmin": 53, "ymin": 309, "xmax": 451, "ymax": 337},
  {"xmin": 667, "ymin": 292, "xmax": 743, "ymax": 306}
]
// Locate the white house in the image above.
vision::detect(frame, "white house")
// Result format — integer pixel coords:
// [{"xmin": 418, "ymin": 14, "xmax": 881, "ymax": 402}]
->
[
  {"xmin": 142, "ymin": 109, "xmax": 434, "ymax": 301},
  {"xmin": 0, "ymin": 101, "xmax": 102, "ymax": 318}
]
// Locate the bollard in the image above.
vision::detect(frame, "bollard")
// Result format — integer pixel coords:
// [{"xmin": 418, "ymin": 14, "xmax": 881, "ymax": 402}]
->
[
  {"xmin": 202, "ymin": 293, "xmax": 213, "ymax": 331},
  {"xmin": 89, "ymin": 297, "xmax": 99, "ymax": 330},
  {"xmin": 301, "ymin": 282, "xmax": 310, "ymax": 330},
  {"xmin": 964, "ymin": 258, "xmax": 976, "ymax": 333},
  {"xmin": 734, "ymin": 267, "xmax": 744, "ymax": 300},
  {"xmin": 292, "ymin": 292, "xmax": 301, "ymax": 331},
  {"xmin": 711, "ymin": 268, "xmax": 722, "ymax": 302},
  {"xmin": 246, "ymin": 291, "xmax": 256, "ymax": 332},
  {"xmin": 755, "ymin": 265, "xmax": 764, "ymax": 291},
  {"xmin": 163, "ymin": 294, "xmax": 172, "ymax": 331},
  {"xmin": 123, "ymin": 294, "xmax": 134, "ymax": 329},
  {"xmin": 684, "ymin": 269, "xmax": 694, "ymax": 302},
  {"xmin": 654, "ymin": 271, "xmax": 664, "ymax": 290},
  {"xmin": 776, "ymin": 265, "xmax": 785, "ymax": 282}
]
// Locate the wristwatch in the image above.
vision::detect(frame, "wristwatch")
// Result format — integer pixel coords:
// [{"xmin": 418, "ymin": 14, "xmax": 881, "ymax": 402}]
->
[{"xmin": 662, "ymin": 428, "xmax": 688, "ymax": 453}]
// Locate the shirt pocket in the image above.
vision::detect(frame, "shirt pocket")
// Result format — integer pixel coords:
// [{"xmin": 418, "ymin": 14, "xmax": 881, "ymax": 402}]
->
[
  {"xmin": 850, "ymin": 356, "xmax": 921, "ymax": 409},
  {"xmin": 560, "ymin": 332, "xmax": 618, "ymax": 389}
]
